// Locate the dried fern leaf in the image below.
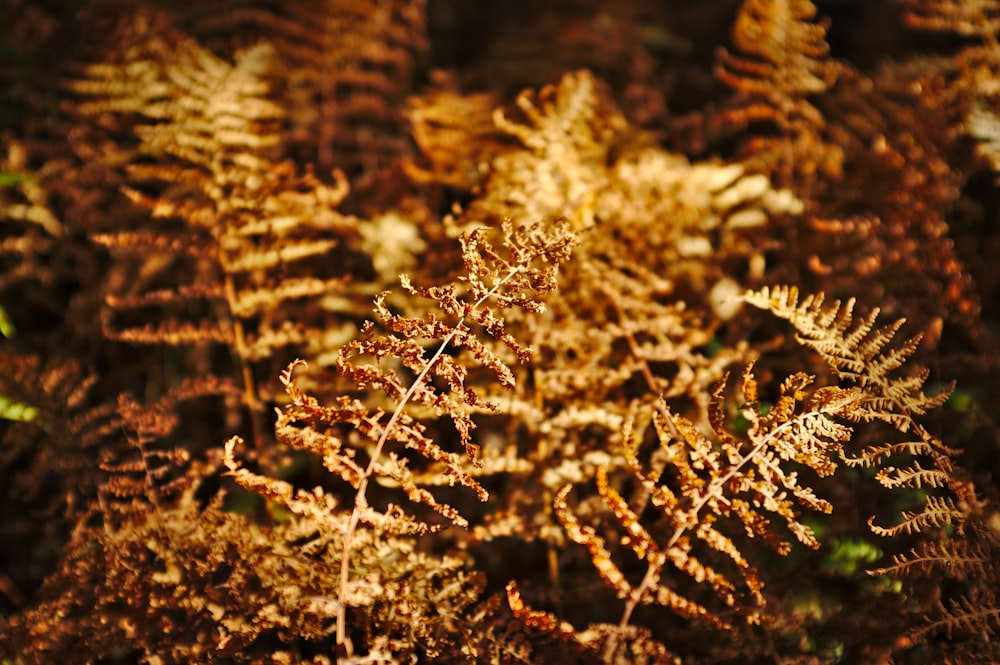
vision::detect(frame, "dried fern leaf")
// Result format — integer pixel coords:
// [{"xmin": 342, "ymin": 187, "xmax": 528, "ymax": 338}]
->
[
  {"xmin": 743, "ymin": 283, "xmax": 999, "ymax": 660},
  {"xmin": 968, "ymin": 104, "xmax": 1000, "ymax": 178},
  {"xmin": 903, "ymin": 0, "xmax": 1000, "ymax": 38},
  {"xmin": 225, "ymin": 215, "xmax": 572, "ymax": 650},
  {"xmin": 709, "ymin": 0, "xmax": 846, "ymax": 186},
  {"xmin": 742, "ymin": 285, "xmax": 953, "ymax": 418},
  {"xmin": 0, "ymin": 142, "xmax": 66, "ymax": 301},
  {"xmin": 558, "ymin": 360, "xmax": 862, "ymax": 641},
  {"xmin": 68, "ymin": 10, "xmax": 368, "ymax": 418},
  {"xmin": 242, "ymin": 0, "xmax": 429, "ymax": 179},
  {"xmin": 405, "ymin": 86, "xmax": 504, "ymax": 189},
  {"xmin": 717, "ymin": 0, "xmax": 836, "ymax": 106},
  {"xmin": 102, "ymin": 375, "xmax": 243, "ymax": 520},
  {"xmin": 0, "ymin": 353, "xmax": 121, "ymax": 588},
  {"xmin": 558, "ymin": 281, "xmax": 971, "ymax": 646}
]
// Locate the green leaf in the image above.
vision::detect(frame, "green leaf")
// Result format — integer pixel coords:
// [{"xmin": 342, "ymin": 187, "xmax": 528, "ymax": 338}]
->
[
  {"xmin": 0, "ymin": 303, "xmax": 15, "ymax": 337},
  {"xmin": 0, "ymin": 170, "xmax": 31, "ymax": 187},
  {"xmin": 0, "ymin": 395, "xmax": 37, "ymax": 422},
  {"xmin": 947, "ymin": 389, "xmax": 973, "ymax": 413},
  {"xmin": 824, "ymin": 538, "xmax": 882, "ymax": 575}
]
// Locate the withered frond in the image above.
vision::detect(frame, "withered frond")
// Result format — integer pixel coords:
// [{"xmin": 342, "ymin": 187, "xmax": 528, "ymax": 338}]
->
[
  {"xmin": 0, "ymin": 142, "xmax": 62, "ymax": 236},
  {"xmin": 868, "ymin": 495, "xmax": 968, "ymax": 538},
  {"xmin": 244, "ymin": 0, "xmax": 429, "ymax": 181},
  {"xmin": 557, "ymin": 361, "xmax": 862, "ymax": 640},
  {"xmin": 874, "ymin": 529, "xmax": 997, "ymax": 580},
  {"xmin": 745, "ymin": 284, "xmax": 1000, "ymax": 660},
  {"xmin": 0, "ymin": 357, "xmax": 119, "ymax": 483},
  {"xmin": 334, "ymin": 216, "xmax": 574, "ymax": 468},
  {"xmin": 68, "ymin": 10, "xmax": 367, "ymax": 418},
  {"xmin": 881, "ymin": 509, "xmax": 1000, "ymax": 661},
  {"xmin": 0, "ymin": 141, "xmax": 112, "ymax": 355},
  {"xmin": 707, "ymin": 0, "xmax": 846, "ymax": 188},
  {"xmin": 743, "ymin": 285, "xmax": 953, "ymax": 419},
  {"xmin": 466, "ymin": 69, "xmax": 633, "ymax": 233},
  {"xmin": 226, "ymin": 215, "xmax": 572, "ymax": 651},
  {"xmin": 100, "ymin": 375, "xmax": 244, "ymax": 526},
  {"xmin": 968, "ymin": 104, "xmax": 1000, "ymax": 178},
  {"xmin": 919, "ymin": 594, "xmax": 1000, "ymax": 642},
  {"xmin": 552, "ymin": 283, "xmax": 969, "ymax": 652},
  {"xmin": 404, "ymin": 85, "xmax": 505, "ymax": 190},
  {"xmin": 11, "ymin": 451, "xmax": 490, "ymax": 664},
  {"xmin": 467, "ymin": 70, "xmax": 800, "ymax": 416},
  {"xmin": 503, "ymin": 579, "xmax": 655, "ymax": 663},
  {"xmin": 743, "ymin": 284, "xmax": 965, "ymax": 496},
  {"xmin": 251, "ymin": 215, "xmax": 573, "ymax": 525},
  {"xmin": 716, "ymin": 0, "xmax": 836, "ymax": 107},
  {"xmin": 903, "ymin": 0, "xmax": 1000, "ymax": 40},
  {"xmin": 714, "ymin": 0, "xmax": 836, "ymax": 133},
  {"xmin": 0, "ymin": 353, "xmax": 121, "ymax": 611},
  {"xmin": 506, "ymin": 580, "xmax": 584, "ymax": 646}
]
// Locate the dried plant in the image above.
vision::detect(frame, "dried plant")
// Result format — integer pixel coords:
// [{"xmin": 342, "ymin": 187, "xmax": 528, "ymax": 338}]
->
[
  {"xmin": 224, "ymin": 215, "xmax": 574, "ymax": 655},
  {"xmin": 2, "ymin": 2, "xmax": 1000, "ymax": 664},
  {"xmin": 903, "ymin": 0, "xmax": 1000, "ymax": 40},
  {"xmin": 710, "ymin": 0, "xmax": 843, "ymax": 188},
  {"xmin": 174, "ymin": 0, "xmax": 430, "ymax": 193},
  {"xmin": 64, "ymin": 10, "xmax": 369, "ymax": 439},
  {"xmin": 0, "ymin": 354, "xmax": 119, "ymax": 615},
  {"xmin": 404, "ymin": 82, "xmax": 504, "ymax": 191},
  {"xmin": 266, "ymin": 0, "xmax": 429, "ymax": 185},
  {"xmin": 0, "ymin": 143, "xmax": 62, "ymax": 294},
  {"xmin": 525, "ymin": 284, "xmax": 962, "ymax": 659}
]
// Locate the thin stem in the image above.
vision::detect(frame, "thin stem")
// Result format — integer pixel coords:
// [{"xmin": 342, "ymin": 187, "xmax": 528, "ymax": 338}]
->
[
  {"xmin": 335, "ymin": 264, "xmax": 526, "ymax": 651},
  {"xmin": 617, "ymin": 413, "xmax": 805, "ymax": 629},
  {"xmin": 223, "ymin": 273, "xmax": 265, "ymax": 453},
  {"xmin": 605, "ymin": 321, "xmax": 810, "ymax": 662}
]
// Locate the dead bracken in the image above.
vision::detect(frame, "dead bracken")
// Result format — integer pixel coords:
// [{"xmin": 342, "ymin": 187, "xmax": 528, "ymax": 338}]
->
[{"xmin": 1, "ymin": 1, "xmax": 998, "ymax": 664}]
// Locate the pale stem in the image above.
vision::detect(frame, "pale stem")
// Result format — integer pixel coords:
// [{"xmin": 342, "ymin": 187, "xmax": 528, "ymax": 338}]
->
[{"xmin": 336, "ymin": 263, "xmax": 526, "ymax": 651}]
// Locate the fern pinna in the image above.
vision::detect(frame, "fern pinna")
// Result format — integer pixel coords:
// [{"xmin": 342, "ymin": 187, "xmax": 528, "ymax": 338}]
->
[{"xmin": 225, "ymin": 216, "xmax": 574, "ymax": 656}]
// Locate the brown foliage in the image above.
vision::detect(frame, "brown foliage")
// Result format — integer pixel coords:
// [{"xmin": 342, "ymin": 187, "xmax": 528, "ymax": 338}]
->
[{"xmin": 2, "ymin": 1, "xmax": 999, "ymax": 664}]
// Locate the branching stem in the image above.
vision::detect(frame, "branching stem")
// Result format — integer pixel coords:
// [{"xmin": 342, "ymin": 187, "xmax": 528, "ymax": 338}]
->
[{"xmin": 335, "ymin": 263, "xmax": 526, "ymax": 651}]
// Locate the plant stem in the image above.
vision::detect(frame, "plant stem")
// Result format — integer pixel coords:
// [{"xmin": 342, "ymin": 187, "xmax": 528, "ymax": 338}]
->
[{"xmin": 335, "ymin": 264, "xmax": 525, "ymax": 651}]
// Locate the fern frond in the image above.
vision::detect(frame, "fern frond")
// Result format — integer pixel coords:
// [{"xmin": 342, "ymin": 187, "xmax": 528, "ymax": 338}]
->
[
  {"xmin": 870, "ymin": 507, "xmax": 1000, "ymax": 659},
  {"xmin": 717, "ymin": 0, "xmax": 835, "ymax": 104},
  {"xmin": 554, "ymin": 483, "xmax": 634, "ymax": 601},
  {"xmin": 710, "ymin": 0, "xmax": 841, "ymax": 185},
  {"xmin": 868, "ymin": 496, "xmax": 967, "ymax": 537},
  {"xmin": 903, "ymin": 0, "xmax": 1000, "ymax": 39},
  {"xmin": 226, "ymin": 215, "xmax": 573, "ymax": 650},
  {"xmin": 102, "ymin": 376, "xmax": 242, "ymax": 520},
  {"xmin": 742, "ymin": 285, "xmax": 954, "ymax": 420},
  {"xmin": 0, "ymin": 353, "xmax": 122, "ymax": 597},
  {"xmin": 230, "ymin": 0, "xmax": 428, "ymax": 180},
  {"xmin": 871, "ymin": 536, "xmax": 995, "ymax": 579},
  {"xmin": 557, "ymin": 283, "xmax": 971, "ymax": 650},
  {"xmin": 68, "ymin": 11, "xmax": 369, "ymax": 432},
  {"xmin": 744, "ymin": 284, "xmax": 968, "ymax": 501},
  {"xmin": 0, "ymin": 141, "xmax": 73, "ymax": 327},
  {"xmin": 469, "ymin": 70, "xmax": 630, "ymax": 233},
  {"xmin": 505, "ymin": 579, "xmax": 609, "ymax": 662},
  {"xmin": 560, "ymin": 360, "xmax": 863, "ymax": 643},
  {"xmin": 967, "ymin": 104, "xmax": 1000, "ymax": 179},
  {"xmin": 744, "ymin": 284, "xmax": 998, "ymax": 660},
  {"xmin": 405, "ymin": 87, "xmax": 504, "ymax": 189},
  {"xmin": 841, "ymin": 438, "xmax": 958, "ymax": 468},
  {"xmin": 915, "ymin": 597, "xmax": 1000, "ymax": 641},
  {"xmin": 875, "ymin": 462, "xmax": 954, "ymax": 490}
]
